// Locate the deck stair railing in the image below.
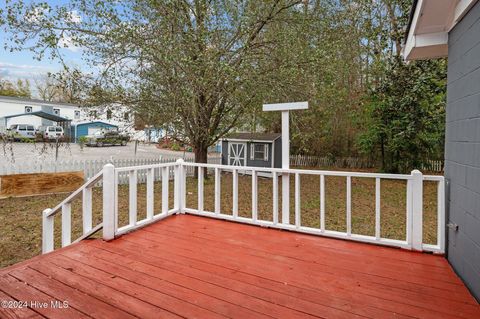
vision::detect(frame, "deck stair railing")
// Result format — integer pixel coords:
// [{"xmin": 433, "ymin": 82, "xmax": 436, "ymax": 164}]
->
[
  {"xmin": 42, "ymin": 170, "xmax": 104, "ymax": 253},
  {"xmin": 42, "ymin": 159, "xmax": 445, "ymax": 254}
]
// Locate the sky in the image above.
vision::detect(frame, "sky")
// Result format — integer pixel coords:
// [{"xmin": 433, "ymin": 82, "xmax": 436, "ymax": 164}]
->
[{"xmin": 0, "ymin": 0, "xmax": 86, "ymax": 96}]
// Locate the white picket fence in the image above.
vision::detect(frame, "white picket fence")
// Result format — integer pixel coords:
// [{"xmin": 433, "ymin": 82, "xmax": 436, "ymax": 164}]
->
[
  {"xmin": 290, "ymin": 155, "xmax": 374, "ymax": 169},
  {"xmin": 420, "ymin": 160, "xmax": 444, "ymax": 172},
  {"xmin": 290, "ymin": 154, "xmax": 444, "ymax": 172},
  {"xmin": 0, "ymin": 155, "xmax": 222, "ymax": 185}
]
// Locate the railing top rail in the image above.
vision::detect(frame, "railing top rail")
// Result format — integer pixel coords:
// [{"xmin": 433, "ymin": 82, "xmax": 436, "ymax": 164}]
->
[
  {"xmin": 181, "ymin": 162, "xmax": 414, "ymax": 180},
  {"xmin": 46, "ymin": 170, "xmax": 104, "ymax": 218},
  {"xmin": 114, "ymin": 162, "xmax": 178, "ymax": 172},
  {"xmin": 423, "ymin": 175, "xmax": 444, "ymax": 181}
]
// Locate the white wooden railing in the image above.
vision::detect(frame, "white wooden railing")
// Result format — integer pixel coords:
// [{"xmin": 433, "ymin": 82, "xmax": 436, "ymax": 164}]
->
[
  {"xmin": 42, "ymin": 159, "xmax": 446, "ymax": 254},
  {"xmin": 42, "ymin": 170, "xmax": 104, "ymax": 253}
]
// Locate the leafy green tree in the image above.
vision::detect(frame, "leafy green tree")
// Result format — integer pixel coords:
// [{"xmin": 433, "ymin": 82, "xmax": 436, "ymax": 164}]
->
[{"xmin": 359, "ymin": 57, "xmax": 446, "ymax": 173}]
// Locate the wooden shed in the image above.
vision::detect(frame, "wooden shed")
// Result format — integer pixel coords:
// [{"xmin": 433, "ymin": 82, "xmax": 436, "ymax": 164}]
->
[{"xmin": 221, "ymin": 133, "xmax": 282, "ymax": 169}]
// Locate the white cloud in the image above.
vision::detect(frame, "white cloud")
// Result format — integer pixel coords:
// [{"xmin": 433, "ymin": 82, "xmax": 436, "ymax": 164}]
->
[
  {"xmin": 58, "ymin": 34, "xmax": 81, "ymax": 52},
  {"xmin": 0, "ymin": 62, "xmax": 56, "ymax": 82},
  {"xmin": 25, "ymin": 7, "xmax": 48, "ymax": 24},
  {"xmin": 65, "ymin": 10, "xmax": 82, "ymax": 24}
]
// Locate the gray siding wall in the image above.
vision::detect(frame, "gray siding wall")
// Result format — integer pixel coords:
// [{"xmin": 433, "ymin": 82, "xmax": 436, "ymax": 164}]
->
[
  {"xmin": 274, "ymin": 138, "xmax": 282, "ymax": 168},
  {"xmin": 446, "ymin": 1, "xmax": 480, "ymax": 301},
  {"xmin": 221, "ymin": 141, "xmax": 228, "ymax": 165}
]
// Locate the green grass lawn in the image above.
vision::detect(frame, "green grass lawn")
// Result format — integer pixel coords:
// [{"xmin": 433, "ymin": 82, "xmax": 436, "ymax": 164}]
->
[{"xmin": 0, "ymin": 168, "xmax": 440, "ymax": 268}]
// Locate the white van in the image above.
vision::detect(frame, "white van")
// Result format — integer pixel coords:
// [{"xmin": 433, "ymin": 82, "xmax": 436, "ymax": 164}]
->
[
  {"xmin": 8, "ymin": 124, "xmax": 36, "ymax": 140},
  {"xmin": 37, "ymin": 126, "xmax": 64, "ymax": 140}
]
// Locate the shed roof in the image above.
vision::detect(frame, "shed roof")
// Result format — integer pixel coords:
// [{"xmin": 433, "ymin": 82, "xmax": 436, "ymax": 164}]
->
[
  {"xmin": 0, "ymin": 95, "xmax": 80, "ymax": 107},
  {"xmin": 72, "ymin": 120, "xmax": 118, "ymax": 127},
  {"xmin": 3, "ymin": 111, "xmax": 71, "ymax": 122},
  {"xmin": 224, "ymin": 132, "xmax": 281, "ymax": 142}
]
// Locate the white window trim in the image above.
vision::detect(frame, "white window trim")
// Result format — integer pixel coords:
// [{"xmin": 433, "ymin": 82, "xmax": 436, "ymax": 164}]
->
[{"xmin": 250, "ymin": 143, "xmax": 269, "ymax": 162}]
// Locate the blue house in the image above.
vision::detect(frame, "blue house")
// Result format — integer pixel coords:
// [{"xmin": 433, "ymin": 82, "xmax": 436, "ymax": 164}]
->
[{"xmin": 71, "ymin": 121, "xmax": 118, "ymax": 142}]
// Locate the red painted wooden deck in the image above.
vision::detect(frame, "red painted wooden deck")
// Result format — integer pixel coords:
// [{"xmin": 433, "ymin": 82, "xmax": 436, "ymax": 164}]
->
[{"xmin": 1, "ymin": 214, "xmax": 479, "ymax": 319}]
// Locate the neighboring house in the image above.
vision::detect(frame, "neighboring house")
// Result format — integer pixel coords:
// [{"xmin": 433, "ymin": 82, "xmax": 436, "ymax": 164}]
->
[
  {"xmin": 221, "ymin": 133, "xmax": 282, "ymax": 169},
  {"xmin": 0, "ymin": 96, "xmax": 150, "ymax": 142},
  {"xmin": 0, "ymin": 95, "xmax": 82, "ymax": 132},
  {"xmin": 70, "ymin": 121, "xmax": 119, "ymax": 142},
  {"xmin": 87, "ymin": 103, "xmax": 131, "ymax": 129},
  {"xmin": 88, "ymin": 103, "xmax": 159, "ymax": 141},
  {"xmin": 142, "ymin": 126, "xmax": 166, "ymax": 143},
  {"xmin": 405, "ymin": 0, "xmax": 480, "ymax": 300}
]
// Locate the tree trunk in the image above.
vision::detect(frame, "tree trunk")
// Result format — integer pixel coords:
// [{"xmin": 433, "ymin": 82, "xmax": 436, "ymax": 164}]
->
[
  {"xmin": 380, "ymin": 136, "xmax": 385, "ymax": 172},
  {"xmin": 194, "ymin": 145, "xmax": 208, "ymax": 178}
]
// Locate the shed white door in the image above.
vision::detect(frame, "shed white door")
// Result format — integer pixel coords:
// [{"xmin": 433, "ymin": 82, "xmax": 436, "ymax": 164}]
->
[{"xmin": 228, "ymin": 143, "xmax": 246, "ymax": 166}]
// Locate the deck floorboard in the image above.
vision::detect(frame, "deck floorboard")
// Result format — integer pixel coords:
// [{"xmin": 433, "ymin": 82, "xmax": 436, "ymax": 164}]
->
[{"xmin": 1, "ymin": 214, "xmax": 479, "ymax": 319}]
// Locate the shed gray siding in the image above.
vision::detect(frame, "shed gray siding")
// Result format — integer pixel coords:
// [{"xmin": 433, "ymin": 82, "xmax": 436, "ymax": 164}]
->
[
  {"xmin": 446, "ymin": 1, "xmax": 480, "ymax": 301},
  {"xmin": 221, "ymin": 141, "xmax": 228, "ymax": 165},
  {"xmin": 246, "ymin": 142, "xmax": 273, "ymax": 168},
  {"xmin": 221, "ymin": 139, "xmax": 281, "ymax": 168},
  {"xmin": 274, "ymin": 138, "xmax": 282, "ymax": 168}
]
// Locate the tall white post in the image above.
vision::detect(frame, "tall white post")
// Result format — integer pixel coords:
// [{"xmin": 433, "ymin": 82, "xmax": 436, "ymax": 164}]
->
[
  {"xmin": 263, "ymin": 101, "xmax": 308, "ymax": 226},
  {"xmin": 175, "ymin": 158, "xmax": 185, "ymax": 213},
  {"xmin": 411, "ymin": 169, "xmax": 423, "ymax": 251},
  {"xmin": 103, "ymin": 163, "xmax": 116, "ymax": 241},
  {"xmin": 281, "ymin": 111, "xmax": 290, "ymax": 224}
]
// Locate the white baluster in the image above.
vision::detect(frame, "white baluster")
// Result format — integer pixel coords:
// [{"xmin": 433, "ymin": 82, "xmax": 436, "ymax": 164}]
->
[
  {"xmin": 61, "ymin": 203, "xmax": 71, "ymax": 247},
  {"xmin": 375, "ymin": 178, "xmax": 381, "ymax": 240},
  {"xmin": 252, "ymin": 170, "xmax": 258, "ymax": 222},
  {"xmin": 82, "ymin": 187, "xmax": 92, "ymax": 234}
]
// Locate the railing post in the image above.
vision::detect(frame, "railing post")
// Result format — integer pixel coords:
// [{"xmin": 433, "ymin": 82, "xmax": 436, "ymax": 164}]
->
[
  {"xmin": 411, "ymin": 170, "xmax": 423, "ymax": 251},
  {"xmin": 42, "ymin": 208, "xmax": 54, "ymax": 254},
  {"xmin": 281, "ymin": 111, "xmax": 290, "ymax": 225},
  {"xmin": 175, "ymin": 159, "xmax": 185, "ymax": 213},
  {"xmin": 103, "ymin": 163, "xmax": 115, "ymax": 241},
  {"xmin": 437, "ymin": 178, "xmax": 446, "ymax": 253}
]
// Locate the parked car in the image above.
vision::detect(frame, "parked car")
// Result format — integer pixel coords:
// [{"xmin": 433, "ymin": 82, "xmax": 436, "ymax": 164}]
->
[
  {"xmin": 7, "ymin": 124, "xmax": 36, "ymax": 140},
  {"xmin": 37, "ymin": 126, "xmax": 64, "ymax": 140},
  {"xmin": 85, "ymin": 130, "xmax": 129, "ymax": 147}
]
